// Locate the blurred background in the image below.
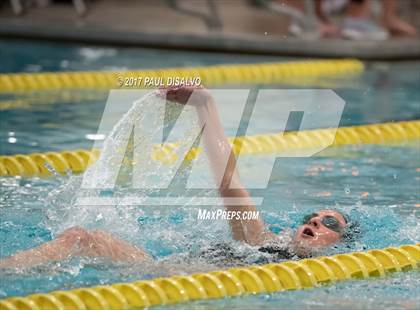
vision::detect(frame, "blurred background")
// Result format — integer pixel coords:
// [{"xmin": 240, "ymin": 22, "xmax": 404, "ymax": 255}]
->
[{"xmin": 0, "ymin": 0, "xmax": 419, "ymax": 58}]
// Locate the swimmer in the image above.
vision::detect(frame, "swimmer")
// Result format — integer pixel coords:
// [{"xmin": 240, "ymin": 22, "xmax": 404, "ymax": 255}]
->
[{"xmin": 0, "ymin": 86, "xmax": 359, "ymax": 269}]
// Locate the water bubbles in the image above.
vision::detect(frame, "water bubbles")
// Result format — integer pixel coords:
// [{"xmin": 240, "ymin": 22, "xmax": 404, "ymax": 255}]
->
[
  {"xmin": 1, "ymin": 178, "xmax": 20, "ymax": 187},
  {"xmin": 95, "ymin": 213, "xmax": 103, "ymax": 222},
  {"xmin": 60, "ymin": 60, "xmax": 69, "ymax": 69},
  {"xmin": 344, "ymin": 187, "xmax": 351, "ymax": 194},
  {"xmin": 43, "ymin": 162, "xmax": 61, "ymax": 178},
  {"xmin": 78, "ymin": 48, "xmax": 117, "ymax": 61},
  {"xmin": 85, "ymin": 134, "xmax": 105, "ymax": 141}
]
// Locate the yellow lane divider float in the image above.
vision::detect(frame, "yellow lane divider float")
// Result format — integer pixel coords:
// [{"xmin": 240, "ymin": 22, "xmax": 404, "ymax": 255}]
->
[
  {"xmin": 0, "ymin": 90, "xmax": 107, "ymax": 111},
  {"xmin": 0, "ymin": 59, "xmax": 363, "ymax": 93},
  {"xmin": 0, "ymin": 120, "xmax": 419, "ymax": 178},
  {"xmin": 1, "ymin": 243, "xmax": 418, "ymax": 309},
  {"xmin": 0, "ymin": 59, "xmax": 363, "ymax": 111}
]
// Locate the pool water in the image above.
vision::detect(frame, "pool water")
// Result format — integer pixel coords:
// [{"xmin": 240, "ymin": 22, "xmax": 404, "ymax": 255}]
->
[{"xmin": 0, "ymin": 40, "xmax": 419, "ymax": 307}]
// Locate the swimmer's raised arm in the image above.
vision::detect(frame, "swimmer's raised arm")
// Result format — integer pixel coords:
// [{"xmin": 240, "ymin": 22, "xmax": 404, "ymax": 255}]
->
[{"xmin": 163, "ymin": 86, "xmax": 275, "ymax": 246}]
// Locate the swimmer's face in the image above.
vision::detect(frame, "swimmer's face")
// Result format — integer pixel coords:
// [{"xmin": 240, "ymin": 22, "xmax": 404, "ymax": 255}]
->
[{"xmin": 293, "ymin": 210, "xmax": 346, "ymax": 253}]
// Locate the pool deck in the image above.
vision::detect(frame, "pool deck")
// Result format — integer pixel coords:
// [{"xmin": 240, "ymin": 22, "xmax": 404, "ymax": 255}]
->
[{"xmin": 0, "ymin": 0, "xmax": 419, "ymax": 59}]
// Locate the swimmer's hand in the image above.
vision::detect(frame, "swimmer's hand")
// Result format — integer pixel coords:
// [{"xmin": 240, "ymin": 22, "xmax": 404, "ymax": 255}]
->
[
  {"xmin": 158, "ymin": 84, "xmax": 266, "ymax": 246},
  {"xmin": 157, "ymin": 85, "xmax": 213, "ymax": 106}
]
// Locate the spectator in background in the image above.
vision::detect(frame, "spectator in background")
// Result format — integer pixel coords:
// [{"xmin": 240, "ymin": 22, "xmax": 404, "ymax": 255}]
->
[
  {"xmin": 283, "ymin": 0, "xmax": 417, "ymax": 39},
  {"xmin": 339, "ymin": 0, "xmax": 417, "ymax": 40}
]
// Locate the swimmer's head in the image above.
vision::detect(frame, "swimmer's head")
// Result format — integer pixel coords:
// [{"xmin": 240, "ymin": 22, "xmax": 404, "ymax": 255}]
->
[{"xmin": 292, "ymin": 209, "xmax": 360, "ymax": 256}]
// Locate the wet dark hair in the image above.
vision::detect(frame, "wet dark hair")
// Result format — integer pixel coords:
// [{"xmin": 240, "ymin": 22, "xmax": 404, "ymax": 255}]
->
[{"xmin": 337, "ymin": 210, "xmax": 362, "ymax": 244}]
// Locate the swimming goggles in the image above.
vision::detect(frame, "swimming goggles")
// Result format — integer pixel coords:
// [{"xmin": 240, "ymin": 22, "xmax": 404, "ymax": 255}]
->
[{"xmin": 301, "ymin": 213, "xmax": 344, "ymax": 233}]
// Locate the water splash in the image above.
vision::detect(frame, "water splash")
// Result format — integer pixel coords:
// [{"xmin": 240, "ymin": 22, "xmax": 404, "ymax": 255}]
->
[
  {"xmin": 43, "ymin": 91, "xmax": 209, "ymax": 244},
  {"xmin": 1, "ymin": 91, "xmax": 419, "ymax": 299}
]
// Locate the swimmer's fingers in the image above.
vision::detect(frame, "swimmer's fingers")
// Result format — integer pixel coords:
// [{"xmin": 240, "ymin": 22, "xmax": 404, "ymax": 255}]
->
[{"xmin": 156, "ymin": 85, "xmax": 211, "ymax": 106}]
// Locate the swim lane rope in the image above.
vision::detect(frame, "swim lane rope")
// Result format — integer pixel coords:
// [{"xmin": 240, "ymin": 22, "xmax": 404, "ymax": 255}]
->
[
  {"xmin": 0, "ymin": 59, "xmax": 363, "ymax": 93},
  {"xmin": 0, "ymin": 120, "xmax": 418, "ymax": 178},
  {"xmin": 0, "ymin": 243, "xmax": 418, "ymax": 309}
]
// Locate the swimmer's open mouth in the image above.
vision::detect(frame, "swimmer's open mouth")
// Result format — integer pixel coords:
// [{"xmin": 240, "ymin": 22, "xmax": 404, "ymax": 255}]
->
[{"xmin": 302, "ymin": 227, "xmax": 315, "ymax": 238}]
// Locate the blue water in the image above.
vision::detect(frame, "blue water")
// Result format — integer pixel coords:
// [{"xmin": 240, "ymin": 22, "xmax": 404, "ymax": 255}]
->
[
  {"xmin": 0, "ymin": 40, "xmax": 419, "ymax": 307},
  {"xmin": 1, "ymin": 40, "xmax": 419, "ymax": 155}
]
